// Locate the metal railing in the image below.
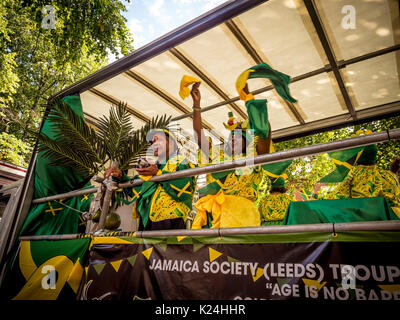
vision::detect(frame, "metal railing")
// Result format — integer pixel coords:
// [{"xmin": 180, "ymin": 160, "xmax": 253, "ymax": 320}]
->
[
  {"xmin": 29, "ymin": 128, "xmax": 400, "ymax": 233},
  {"xmin": 18, "ymin": 220, "xmax": 400, "ymax": 241}
]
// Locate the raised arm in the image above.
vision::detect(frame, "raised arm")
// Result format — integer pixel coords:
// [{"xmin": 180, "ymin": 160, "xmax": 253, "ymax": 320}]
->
[
  {"xmin": 191, "ymin": 82, "xmax": 209, "ymax": 156},
  {"xmin": 241, "ymin": 84, "xmax": 271, "ymax": 155},
  {"xmin": 256, "ymin": 122, "xmax": 272, "ymax": 155}
]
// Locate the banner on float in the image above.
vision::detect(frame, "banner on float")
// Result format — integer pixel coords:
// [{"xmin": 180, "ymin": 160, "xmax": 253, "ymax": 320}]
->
[
  {"xmin": 0, "ymin": 237, "xmax": 91, "ymax": 300},
  {"xmin": 79, "ymin": 232, "xmax": 400, "ymax": 301}
]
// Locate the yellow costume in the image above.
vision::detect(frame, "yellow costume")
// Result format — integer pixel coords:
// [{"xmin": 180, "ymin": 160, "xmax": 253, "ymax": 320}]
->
[
  {"xmin": 191, "ymin": 131, "xmax": 262, "ymax": 229},
  {"xmin": 326, "ymin": 164, "xmax": 400, "ymax": 218},
  {"xmin": 257, "ymin": 159, "xmax": 294, "ymax": 224},
  {"xmin": 258, "ymin": 193, "xmax": 295, "ymax": 222},
  {"xmin": 115, "ymin": 129, "xmax": 197, "ymax": 230}
]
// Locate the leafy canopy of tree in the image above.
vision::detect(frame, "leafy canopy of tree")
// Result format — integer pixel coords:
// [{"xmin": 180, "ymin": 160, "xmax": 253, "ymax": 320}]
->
[
  {"xmin": 0, "ymin": 132, "xmax": 33, "ymax": 167},
  {"xmin": 0, "ymin": 0, "xmax": 133, "ymax": 144}
]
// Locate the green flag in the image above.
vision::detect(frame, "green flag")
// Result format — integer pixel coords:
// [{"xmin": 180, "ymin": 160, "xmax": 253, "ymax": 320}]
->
[{"xmin": 20, "ymin": 95, "xmax": 93, "ymax": 236}]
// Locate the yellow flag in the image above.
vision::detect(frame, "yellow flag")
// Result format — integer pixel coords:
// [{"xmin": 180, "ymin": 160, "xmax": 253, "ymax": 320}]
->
[{"xmin": 179, "ymin": 75, "xmax": 200, "ymax": 100}]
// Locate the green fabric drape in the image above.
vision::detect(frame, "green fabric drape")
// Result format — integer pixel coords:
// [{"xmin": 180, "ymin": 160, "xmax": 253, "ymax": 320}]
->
[
  {"xmin": 283, "ymin": 197, "xmax": 399, "ymax": 225},
  {"xmin": 247, "ymin": 63, "xmax": 297, "ymax": 103},
  {"xmin": 20, "ymin": 96, "xmax": 93, "ymax": 236},
  {"xmin": 319, "ymin": 144, "xmax": 379, "ymax": 183},
  {"xmin": 245, "ymin": 99, "xmax": 270, "ymax": 140}
]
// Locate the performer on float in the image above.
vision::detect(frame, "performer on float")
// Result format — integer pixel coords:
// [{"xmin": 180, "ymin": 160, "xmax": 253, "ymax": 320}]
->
[
  {"xmin": 106, "ymin": 129, "xmax": 196, "ymax": 230},
  {"xmin": 390, "ymin": 157, "xmax": 400, "ymax": 178},
  {"xmin": 258, "ymin": 160, "xmax": 296, "ymax": 225},
  {"xmin": 320, "ymin": 129, "xmax": 400, "ymax": 218},
  {"xmin": 179, "ymin": 63, "xmax": 297, "ymax": 229}
]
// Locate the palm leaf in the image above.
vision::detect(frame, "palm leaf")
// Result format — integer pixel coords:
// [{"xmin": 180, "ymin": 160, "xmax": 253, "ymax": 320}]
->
[
  {"xmin": 119, "ymin": 114, "xmax": 172, "ymax": 170},
  {"xmin": 35, "ymin": 98, "xmax": 173, "ymax": 177},
  {"xmin": 37, "ymin": 133, "xmax": 96, "ymax": 178},
  {"xmin": 96, "ymin": 102, "xmax": 134, "ymax": 162},
  {"xmin": 48, "ymin": 100, "xmax": 106, "ymax": 164},
  {"xmin": 36, "ymin": 99, "xmax": 106, "ymax": 177}
]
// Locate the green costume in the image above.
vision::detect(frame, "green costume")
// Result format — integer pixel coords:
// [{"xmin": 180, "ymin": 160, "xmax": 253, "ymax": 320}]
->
[
  {"xmin": 116, "ymin": 130, "xmax": 196, "ymax": 230},
  {"xmin": 192, "ymin": 112, "xmax": 263, "ymax": 229}
]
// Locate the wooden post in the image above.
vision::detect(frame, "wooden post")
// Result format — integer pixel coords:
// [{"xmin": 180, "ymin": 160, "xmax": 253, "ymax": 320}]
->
[{"xmin": 97, "ymin": 161, "xmax": 119, "ymax": 231}]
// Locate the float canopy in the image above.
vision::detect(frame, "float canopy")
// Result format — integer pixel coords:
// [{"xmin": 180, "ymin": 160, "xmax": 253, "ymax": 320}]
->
[{"xmin": 52, "ymin": 0, "xmax": 400, "ymax": 144}]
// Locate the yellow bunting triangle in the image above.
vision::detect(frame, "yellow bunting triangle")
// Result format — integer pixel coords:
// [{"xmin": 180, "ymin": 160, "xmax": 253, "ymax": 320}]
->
[
  {"xmin": 67, "ymin": 258, "xmax": 84, "ymax": 293},
  {"xmin": 142, "ymin": 247, "xmax": 153, "ymax": 260},
  {"xmin": 209, "ymin": 248, "xmax": 222, "ymax": 262},
  {"xmin": 110, "ymin": 260, "xmax": 123, "ymax": 273},
  {"xmin": 302, "ymin": 278, "xmax": 327, "ymax": 291},
  {"xmin": 252, "ymin": 267, "xmax": 264, "ymax": 283},
  {"xmin": 177, "ymin": 236, "xmax": 187, "ymax": 242},
  {"xmin": 378, "ymin": 285, "xmax": 400, "ymax": 293}
]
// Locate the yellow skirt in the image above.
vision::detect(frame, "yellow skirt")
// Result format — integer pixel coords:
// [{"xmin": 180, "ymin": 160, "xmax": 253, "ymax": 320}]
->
[{"xmin": 191, "ymin": 191, "xmax": 260, "ymax": 229}]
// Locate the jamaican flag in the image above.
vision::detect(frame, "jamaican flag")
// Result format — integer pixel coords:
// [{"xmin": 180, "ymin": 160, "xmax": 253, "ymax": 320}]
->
[
  {"xmin": 0, "ymin": 237, "xmax": 91, "ymax": 300},
  {"xmin": 20, "ymin": 95, "xmax": 93, "ymax": 236}
]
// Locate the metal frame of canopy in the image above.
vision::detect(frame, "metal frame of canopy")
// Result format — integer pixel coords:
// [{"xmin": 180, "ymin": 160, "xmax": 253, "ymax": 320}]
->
[
  {"xmin": 1, "ymin": 0, "xmax": 400, "ymax": 278},
  {"xmin": 49, "ymin": 0, "xmax": 400, "ymax": 142}
]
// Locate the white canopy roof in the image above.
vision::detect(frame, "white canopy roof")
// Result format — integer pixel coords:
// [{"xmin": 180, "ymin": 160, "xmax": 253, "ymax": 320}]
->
[{"xmin": 56, "ymin": 0, "xmax": 400, "ymax": 144}]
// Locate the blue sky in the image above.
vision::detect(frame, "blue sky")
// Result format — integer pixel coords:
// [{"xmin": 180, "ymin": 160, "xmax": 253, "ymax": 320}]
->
[{"xmin": 109, "ymin": 0, "xmax": 227, "ymax": 61}]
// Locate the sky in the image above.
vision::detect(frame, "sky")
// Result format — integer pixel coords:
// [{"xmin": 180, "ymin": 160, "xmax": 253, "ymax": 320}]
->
[{"xmin": 109, "ymin": 0, "xmax": 227, "ymax": 62}]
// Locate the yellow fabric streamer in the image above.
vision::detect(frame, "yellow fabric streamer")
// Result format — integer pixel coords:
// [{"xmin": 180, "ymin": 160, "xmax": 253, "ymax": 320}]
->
[
  {"xmin": 235, "ymin": 69, "xmax": 255, "ymax": 101},
  {"xmin": 270, "ymin": 141, "xmax": 276, "ymax": 153},
  {"xmin": 264, "ymin": 171, "xmax": 288, "ymax": 181},
  {"xmin": 192, "ymin": 190, "xmax": 260, "ymax": 229},
  {"xmin": 179, "ymin": 75, "xmax": 201, "ymax": 100},
  {"xmin": 392, "ymin": 207, "xmax": 400, "ymax": 219},
  {"xmin": 332, "ymin": 150, "xmax": 363, "ymax": 170}
]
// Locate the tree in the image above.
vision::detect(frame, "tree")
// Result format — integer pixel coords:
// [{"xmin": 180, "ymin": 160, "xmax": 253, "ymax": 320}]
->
[
  {"xmin": 0, "ymin": 0, "xmax": 134, "ymax": 151},
  {"xmin": 0, "ymin": 132, "xmax": 33, "ymax": 167}
]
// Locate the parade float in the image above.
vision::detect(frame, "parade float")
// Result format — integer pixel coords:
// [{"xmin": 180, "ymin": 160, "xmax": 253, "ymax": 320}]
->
[{"xmin": 0, "ymin": 0, "xmax": 399, "ymax": 301}]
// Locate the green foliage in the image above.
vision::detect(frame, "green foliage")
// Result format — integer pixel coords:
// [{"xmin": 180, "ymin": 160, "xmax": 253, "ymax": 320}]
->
[
  {"xmin": 0, "ymin": 0, "xmax": 133, "ymax": 149},
  {"xmin": 0, "ymin": 132, "xmax": 33, "ymax": 167},
  {"xmin": 353, "ymin": 116, "xmax": 400, "ymax": 171},
  {"xmin": 37, "ymin": 99, "xmax": 171, "ymax": 179}
]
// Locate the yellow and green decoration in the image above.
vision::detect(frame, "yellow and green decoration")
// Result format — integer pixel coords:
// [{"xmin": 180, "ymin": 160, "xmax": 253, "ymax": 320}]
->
[
  {"xmin": 0, "ymin": 237, "xmax": 91, "ymax": 300},
  {"xmin": 262, "ymin": 159, "xmax": 292, "ymax": 188},
  {"xmin": 319, "ymin": 130, "xmax": 378, "ymax": 183}
]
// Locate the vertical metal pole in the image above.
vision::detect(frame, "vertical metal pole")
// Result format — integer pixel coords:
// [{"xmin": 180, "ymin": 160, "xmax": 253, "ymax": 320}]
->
[{"xmin": 97, "ymin": 161, "xmax": 119, "ymax": 231}]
